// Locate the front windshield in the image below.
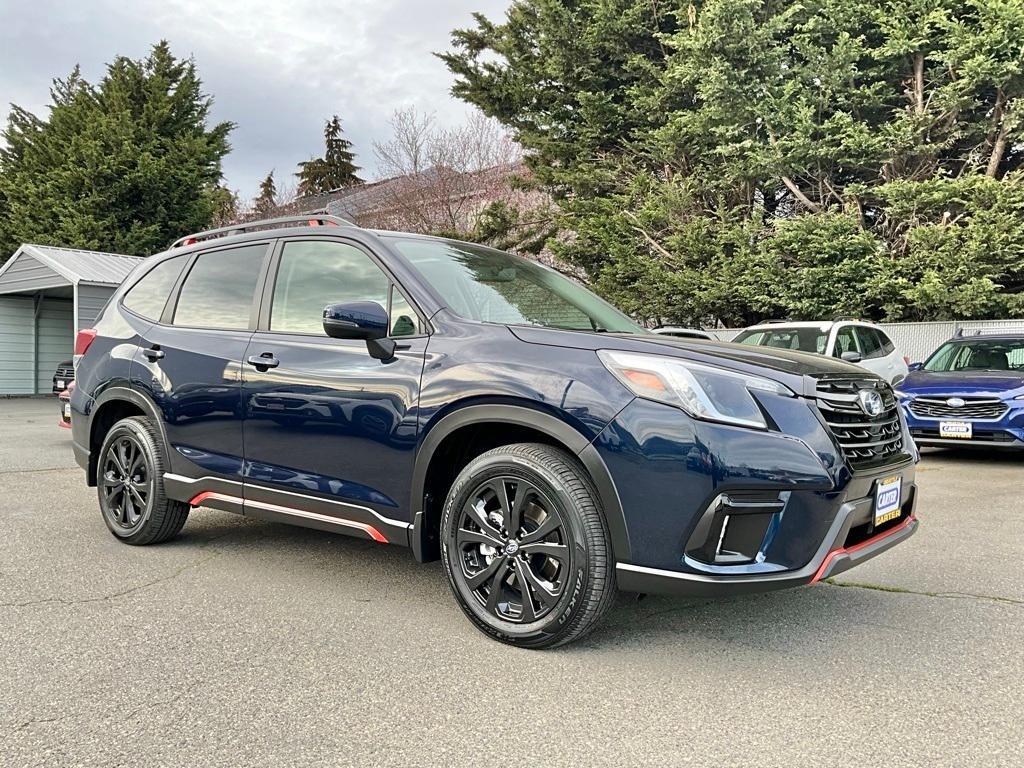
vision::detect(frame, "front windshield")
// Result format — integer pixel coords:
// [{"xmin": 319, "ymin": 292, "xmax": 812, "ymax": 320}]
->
[
  {"xmin": 390, "ymin": 237, "xmax": 645, "ymax": 333},
  {"xmin": 733, "ymin": 327, "xmax": 829, "ymax": 354},
  {"xmin": 924, "ymin": 339, "xmax": 1024, "ymax": 372}
]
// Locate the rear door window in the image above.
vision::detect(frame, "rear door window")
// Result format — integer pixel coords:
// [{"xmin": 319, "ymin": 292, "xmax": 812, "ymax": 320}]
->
[
  {"xmin": 122, "ymin": 256, "xmax": 188, "ymax": 321},
  {"xmin": 172, "ymin": 244, "xmax": 268, "ymax": 330},
  {"xmin": 855, "ymin": 326, "xmax": 884, "ymax": 359},
  {"xmin": 833, "ymin": 326, "xmax": 858, "ymax": 357}
]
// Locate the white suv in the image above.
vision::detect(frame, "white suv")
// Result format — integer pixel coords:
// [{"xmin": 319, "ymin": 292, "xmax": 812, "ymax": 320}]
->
[{"xmin": 732, "ymin": 320, "xmax": 909, "ymax": 384}]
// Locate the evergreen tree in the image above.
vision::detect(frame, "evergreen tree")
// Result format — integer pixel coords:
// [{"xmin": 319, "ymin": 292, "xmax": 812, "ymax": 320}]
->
[
  {"xmin": 253, "ymin": 171, "xmax": 278, "ymax": 216},
  {"xmin": 296, "ymin": 115, "xmax": 362, "ymax": 195},
  {"xmin": 0, "ymin": 42, "xmax": 233, "ymax": 258},
  {"xmin": 443, "ymin": 1, "xmax": 1024, "ymax": 323},
  {"xmin": 209, "ymin": 185, "xmax": 240, "ymax": 227}
]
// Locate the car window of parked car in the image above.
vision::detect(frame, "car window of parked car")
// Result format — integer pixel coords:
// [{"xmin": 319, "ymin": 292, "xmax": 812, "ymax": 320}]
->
[
  {"xmin": 855, "ymin": 326, "xmax": 884, "ymax": 359},
  {"xmin": 270, "ymin": 241, "xmax": 391, "ymax": 336},
  {"xmin": 391, "ymin": 237, "xmax": 645, "ymax": 334},
  {"xmin": 925, "ymin": 339, "xmax": 1024, "ymax": 371},
  {"xmin": 833, "ymin": 326, "xmax": 858, "ymax": 357},
  {"xmin": 172, "ymin": 244, "xmax": 267, "ymax": 330},
  {"xmin": 122, "ymin": 255, "xmax": 188, "ymax": 321},
  {"xmin": 735, "ymin": 327, "xmax": 828, "ymax": 354},
  {"xmin": 877, "ymin": 330, "xmax": 896, "ymax": 354}
]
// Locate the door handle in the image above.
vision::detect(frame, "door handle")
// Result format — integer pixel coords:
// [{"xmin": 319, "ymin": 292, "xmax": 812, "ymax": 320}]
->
[
  {"xmin": 247, "ymin": 353, "xmax": 280, "ymax": 371},
  {"xmin": 143, "ymin": 346, "xmax": 165, "ymax": 361}
]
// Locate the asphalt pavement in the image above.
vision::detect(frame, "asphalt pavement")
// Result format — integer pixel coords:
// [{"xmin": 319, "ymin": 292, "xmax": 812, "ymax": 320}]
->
[{"xmin": 1, "ymin": 397, "xmax": 1021, "ymax": 767}]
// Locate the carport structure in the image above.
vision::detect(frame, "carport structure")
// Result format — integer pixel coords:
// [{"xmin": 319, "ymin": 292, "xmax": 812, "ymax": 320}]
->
[{"xmin": 0, "ymin": 244, "xmax": 142, "ymax": 395}]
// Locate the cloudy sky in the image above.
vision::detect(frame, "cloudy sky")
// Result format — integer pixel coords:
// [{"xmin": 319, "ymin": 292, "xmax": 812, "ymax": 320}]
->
[{"xmin": 0, "ymin": 0, "xmax": 510, "ymax": 200}]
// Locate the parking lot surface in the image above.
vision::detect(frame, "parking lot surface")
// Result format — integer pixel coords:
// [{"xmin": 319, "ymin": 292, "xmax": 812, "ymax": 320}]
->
[{"xmin": 1, "ymin": 397, "xmax": 1021, "ymax": 767}]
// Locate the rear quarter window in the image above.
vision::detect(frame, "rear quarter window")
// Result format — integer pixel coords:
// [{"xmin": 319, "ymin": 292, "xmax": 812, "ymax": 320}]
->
[
  {"xmin": 878, "ymin": 330, "xmax": 896, "ymax": 354},
  {"xmin": 122, "ymin": 256, "xmax": 188, "ymax": 321}
]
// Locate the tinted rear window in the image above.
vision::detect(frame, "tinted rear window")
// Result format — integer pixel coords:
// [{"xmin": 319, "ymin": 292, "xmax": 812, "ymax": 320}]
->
[
  {"xmin": 122, "ymin": 256, "xmax": 187, "ymax": 321},
  {"xmin": 172, "ymin": 245, "xmax": 267, "ymax": 330}
]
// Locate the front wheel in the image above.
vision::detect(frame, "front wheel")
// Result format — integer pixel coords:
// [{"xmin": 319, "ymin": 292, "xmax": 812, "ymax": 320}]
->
[
  {"xmin": 440, "ymin": 443, "xmax": 616, "ymax": 648},
  {"xmin": 97, "ymin": 416, "xmax": 189, "ymax": 545}
]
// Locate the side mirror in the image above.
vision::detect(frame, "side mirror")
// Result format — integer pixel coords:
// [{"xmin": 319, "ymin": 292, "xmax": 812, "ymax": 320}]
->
[
  {"xmin": 840, "ymin": 351, "xmax": 862, "ymax": 363},
  {"xmin": 322, "ymin": 301, "xmax": 396, "ymax": 361},
  {"xmin": 908, "ymin": 362, "xmax": 923, "ymax": 371}
]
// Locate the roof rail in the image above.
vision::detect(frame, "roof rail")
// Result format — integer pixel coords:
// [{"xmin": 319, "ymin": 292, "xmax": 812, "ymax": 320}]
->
[
  {"xmin": 832, "ymin": 315, "xmax": 861, "ymax": 322},
  {"xmin": 956, "ymin": 327, "xmax": 1024, "ymax": 338},
  {"xmin": 170, "ymin": 214, "xmax": 355, "ymax": 250}
]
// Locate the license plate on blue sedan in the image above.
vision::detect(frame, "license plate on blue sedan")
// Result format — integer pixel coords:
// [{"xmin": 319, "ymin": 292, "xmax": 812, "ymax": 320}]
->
[
  {"xmin": 874, "ymin": 475, "xmax": 902, "ymax": 526},
  {"xmin": 940, "ymin": 421, "xmax": 972, "ymax": 439}
]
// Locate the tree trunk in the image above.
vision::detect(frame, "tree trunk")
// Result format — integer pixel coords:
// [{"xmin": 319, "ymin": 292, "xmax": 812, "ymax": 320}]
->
[
  {"xmin": 987, "ymin": 120, "xmax": 1009, "ymax": 178},
  {"xmin": 781, "ymin": 175, "xmax": 821, "ymax": 212},
  {"xmin": 913, "ymin": 53, "xmax": 925, "ymax": 114},
  {"xmin": 987, "ymin": 88, "xmax": 1008, "ymax": 178}
]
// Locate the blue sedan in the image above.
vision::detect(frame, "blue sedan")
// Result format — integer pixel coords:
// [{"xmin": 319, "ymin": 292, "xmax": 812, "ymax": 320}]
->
[{"xmin": 897, "ymin": 333, "xmax": 1024, "ymax": 448}]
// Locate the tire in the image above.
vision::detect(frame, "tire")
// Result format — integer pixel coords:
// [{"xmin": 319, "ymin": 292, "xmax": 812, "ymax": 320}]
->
[
  {"xmin": 96, "ymin": 416, "xmax": 189, "ymax": 545},
  {"xmin": 440, "ymin": 443, "xmax": 616, "ymax": 648}
]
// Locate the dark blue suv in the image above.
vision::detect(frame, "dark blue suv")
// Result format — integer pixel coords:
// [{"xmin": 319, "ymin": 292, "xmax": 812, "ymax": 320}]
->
[{"xmin": 71, "ymin": 216, "xmax": 919, "ymax": 647}]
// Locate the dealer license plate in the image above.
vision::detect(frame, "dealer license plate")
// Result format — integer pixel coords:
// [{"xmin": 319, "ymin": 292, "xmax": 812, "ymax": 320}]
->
[
  {"xmin": 874, "ymin": 475, "xmax": 902, "ymax": 526},
  {"xmin": 939, "ymin": 421, "xmax": 972, "ymax": 439}
]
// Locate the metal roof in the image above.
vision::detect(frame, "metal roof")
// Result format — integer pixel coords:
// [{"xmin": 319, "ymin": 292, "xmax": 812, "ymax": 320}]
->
[{"xmin": 0, "ymin": 244, "xmax": 143, "ymax": 287}]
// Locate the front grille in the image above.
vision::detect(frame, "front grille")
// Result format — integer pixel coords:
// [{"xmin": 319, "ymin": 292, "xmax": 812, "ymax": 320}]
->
[
  {"xmin": 814, "ymin": 377, "xmax": 905, "ymax": 468},
  {"xmin": 54, "ymin": 366, "xmax": 74, "ymax": 379},
  {"xmin": 909, "ymin": 397, "xmax": 1007, "ymax": 421}
]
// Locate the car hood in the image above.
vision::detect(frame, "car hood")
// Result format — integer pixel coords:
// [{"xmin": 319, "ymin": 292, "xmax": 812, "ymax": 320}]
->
[
  {"xmin": 901, "ymin": 369, "xmax": 1024, "ymax": 397},
  {"xmin": 508, "ymin": 326, "xmax": 869, "ymax": 392}
]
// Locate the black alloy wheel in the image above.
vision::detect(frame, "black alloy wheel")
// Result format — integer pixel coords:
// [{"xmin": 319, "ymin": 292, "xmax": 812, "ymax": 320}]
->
[
  {"xmin": 441, "ymin": 443, "xmax": 616, "ymax": 648},
  {"xmin": 97, "ymin": 416, "xmax": 189, "ymax": 545},
  {"xmin": 101, "ymin": 433, "xmax": 152, "ymax": 531},
  {"xmin": 455, "ymin": 475, "xmax": 572, "ymax": 624}
]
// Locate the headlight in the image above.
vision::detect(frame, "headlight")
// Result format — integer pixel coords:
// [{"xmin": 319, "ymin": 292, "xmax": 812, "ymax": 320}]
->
[{"xmin": 598, "ymin": 350, "xmax": 793, "ymax": 429}]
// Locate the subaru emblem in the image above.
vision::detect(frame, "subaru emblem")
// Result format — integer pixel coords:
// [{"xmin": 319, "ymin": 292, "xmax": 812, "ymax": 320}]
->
[
  {"xmin": 946, "ymin": 397, "xmax": 966, "ymax": 408},
  {"xmin": 857, "ymin": 389, "xmax": 885, "ymax": 417}
]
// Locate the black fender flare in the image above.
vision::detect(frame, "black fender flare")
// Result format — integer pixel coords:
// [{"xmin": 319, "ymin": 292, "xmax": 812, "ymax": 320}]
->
[
  {"xmin": 409, "ymin": 404, "xmax": 631, "ymax": 564},
  {"xmin": 88, "ymin": 386, "xmax": 171, "ymax": 483}
]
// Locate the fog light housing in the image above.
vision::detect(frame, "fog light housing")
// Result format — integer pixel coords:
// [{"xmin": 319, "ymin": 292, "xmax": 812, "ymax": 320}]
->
[{"xmin": 685, "ymin": 491, "xmax": 787, "ymax": 565}]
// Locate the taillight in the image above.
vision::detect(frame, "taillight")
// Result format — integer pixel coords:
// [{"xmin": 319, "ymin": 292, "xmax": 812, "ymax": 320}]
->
[
  {"xmin": 75, "ymin": 329, "xmax": 98, "ymax": 356},
  {"xmin": 903, "ymin": 356, "xmax": 910, "ymax": 365}
]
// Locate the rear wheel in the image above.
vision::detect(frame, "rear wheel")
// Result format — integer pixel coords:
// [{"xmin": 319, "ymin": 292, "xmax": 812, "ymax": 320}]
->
[
  {"xmin": 97, "ymin": 416, "xmax": 189, "ymax": 545},
  {"xmin": 440, "ymin": 443, "xmax": 616, "ymax": 648}
]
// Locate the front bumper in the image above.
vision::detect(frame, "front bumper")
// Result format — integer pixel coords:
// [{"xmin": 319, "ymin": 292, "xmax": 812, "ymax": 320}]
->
[
  {"xmin": 902, "ymin": 399, "xmax": 1024, "ymax": 448},
  {"xmin": 595, "ymin": 397, "xmax": 919, "ymax": 597},
  {"xmin": 617, "ymin": 506, "xmax": 918, "ymax": 597}
]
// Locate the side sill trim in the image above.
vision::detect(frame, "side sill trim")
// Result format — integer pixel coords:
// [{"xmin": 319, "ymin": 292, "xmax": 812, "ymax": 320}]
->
[
  {"xmin": 245, "ymin": 497, "xmax": 389, "ymax": 543},
  {"xmin": 187, "ymin": 489, "xmax": 389, "ymax": 544},
  {"xmin": 163, "ymin": 473, "xmax": 411, "ymax": 529}
]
